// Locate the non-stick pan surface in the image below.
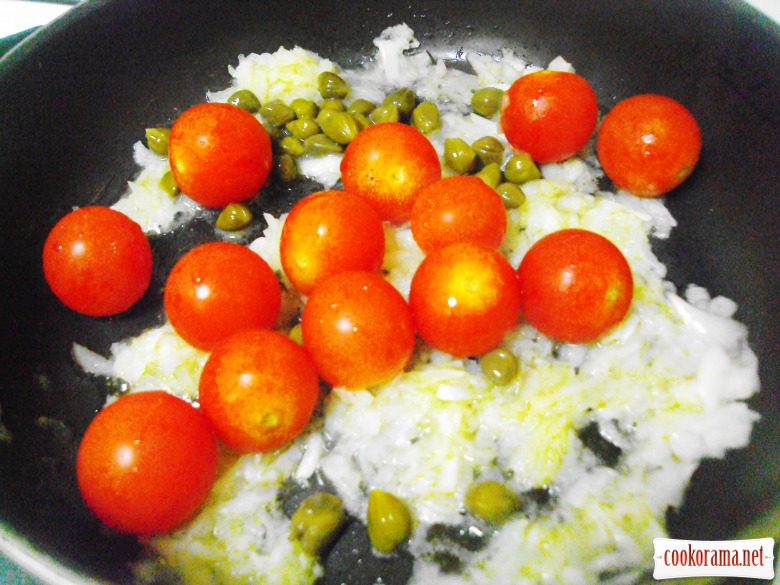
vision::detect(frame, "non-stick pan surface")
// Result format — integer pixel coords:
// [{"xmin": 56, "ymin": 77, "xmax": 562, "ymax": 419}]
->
[{"xmin": 1, "ymin": 0, "xmax": 778, "ymax": 583}]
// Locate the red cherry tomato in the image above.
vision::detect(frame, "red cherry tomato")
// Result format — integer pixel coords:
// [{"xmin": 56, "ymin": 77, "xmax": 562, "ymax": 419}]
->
[
  {"xmin": 516, "ymin": 229, "xmax": 633, "ymax": 343},
  {"xmin": 169, "ymin": 102, "xmax": 273, "ymax": 208},
  {"xmin": 340, "ymin": 122, "xmax": 441, "ymax": 224},
  {"xmin": 500, "ymin": 70, "xmax": 598, "ymax": 164},
  {"xmin": 408, "ymin": 242, "xmax": 521, "ymax": 358},
  {"xmin": 42, "ymin": 206, "xmax": 152, "ymax": 317},
  {"xmin": 410, "ymin": 175, "xmax": 507, "ymax": 254},
  {"xmin": 596, "ymin": 94, "xmax": 702, "ymax": 198},
  {"xmin": 76, "ymin": 391, "xmax": 218, "ymax": 536},
  {"xmin": 280, "ymin": 190, "xmax": 386, "ymax": 295},
  {"xmin": 301, "ymin": 271, "xmax": 416, "ymax": 389},
  {"xmin": 164, "ymin": 242, "xmax": 281, "ymax": 351},
  {"xmin": 198, "ymin": 329, "xmax": 320, "ymax": 453}
]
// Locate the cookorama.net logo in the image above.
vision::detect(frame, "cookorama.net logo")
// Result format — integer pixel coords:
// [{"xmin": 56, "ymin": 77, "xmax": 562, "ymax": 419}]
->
[{"xmin": 653, "ymin": 538, "xmax": 775, "ymax": 580}]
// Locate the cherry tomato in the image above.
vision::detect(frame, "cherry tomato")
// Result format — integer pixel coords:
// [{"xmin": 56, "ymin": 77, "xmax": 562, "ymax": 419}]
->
[
  {"xmin": 280, "ymin": 190, "xmax": 385, "ymax": 295},
  {"xmin": 198, "ymin": 329, "xmax": 320, "ymax": 453},
  {"xmin": 596, "ymin": 94, "xmax": 702, "ymax": 198},
  {"xmin": 340, "ymin": 122, "xmax": 441, "ymax": 224},
  {"xmin": 169, "ymin": 102, "xmax": 273, "ymax": 208},
  {"xmin": 408, "ymin": 242, "xmax": 521, "ymax": 358},
  {"xmin": 516, "ymin": 229, "xmax": 633, "ymax": 343},
  {"xmin": 500, "ymin": 70, "xmax": 598, "ymax": 164},
  {"xmin": 164, "ymin": 242, "xmax": 281, "ymax": 351},
  {"xmin": 42, "ymin": 206, "xmax": 152, "ymax": 317},
  {"xmin": 301, "ymin": 271, "xmax": 416, "ymax": 389},
  {"xmin": 410, "ymin": 175, "xmax": 507, "ymax": 254},
  {"xmin": 76, "ymin": 391, "xmax": 218, "ymax": 536}
]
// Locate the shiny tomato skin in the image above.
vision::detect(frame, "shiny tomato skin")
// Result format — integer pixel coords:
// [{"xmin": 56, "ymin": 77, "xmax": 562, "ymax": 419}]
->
[
  {"xmin": 408, "ymin": 242, "xmax": 521, "ymax": 358},
  {"xmin": 198, "ymin": 329, "xmax": 320, "ymax": 453},
  {"xmin": 517, "ymin": 229, "xmax": 633, "ymax": 343},
  {"xmin": 410, "ymin": 175, "xmax": 507, "ymax": 253},
  {"xmin": 596, "ymin": 94, "xmax": 702, "ymax": 198},
  {"xmin": 164, "ymin": 242, "xmax": 281, "ymax": 351},
  {"xmin": 76, "ymin": 391, "xmax": 218, "ymax": 536},
  {"xmin": 42, "ymin": 206, "xmax": 152, "ymax": 317},
  {"xmin": 340, "ymin": 122, "xmax": 441, "ymax": 224},
  {"xmin": 500, "ymin": 70, "xmax": 598, "ymax": 164},
  {"xmin": 280, "ymin": 190, "xmax": 386, "ymax": 295},
  {"xmin": 169, "ymin": 102, "xmax": 273, "ymax": 208},
  {"xmin": 301, "ymin": 271, "xmax": 416, "ymax": 389}
]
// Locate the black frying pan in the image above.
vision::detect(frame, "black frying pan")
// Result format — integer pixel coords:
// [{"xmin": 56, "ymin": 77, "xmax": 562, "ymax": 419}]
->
[{"xmin": 1, "ymin": 0, "xmax": 779, "ymax": 583}]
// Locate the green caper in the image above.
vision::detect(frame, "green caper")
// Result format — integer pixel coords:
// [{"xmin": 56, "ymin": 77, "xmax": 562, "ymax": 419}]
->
[
  {"xmin": 496, "ymin": 182, "xmax": 527, "ymax": 209},
  {"xmin": 315, "ymin": 108, "xmax": 337, "ymax": 127},
  {"xmin": 412, "ymin": 102, "xmax": 441, "ymax": 135},
  {"xmin": 290, "ymin": 98, "xmax": 319, "ymax": 119},
  {"xmin": 303, "ymin": 133, "xmax": 343, "ymax": 156},
  {"xmin": 475, "ymin": 162, "xmax": 502, "ymax": 189},
  {"xmin": 471, "ymin": 136, "xmax": 505, "ymax": 167},
  {"xmin": 479, "ymin": 348, "xmax": 519, "ymax": 385},
  {"xmin": 383, "ymin": 87, "xmax": 416, "ymax": 117},
  {"xmin": 369, "ymin": 102, "xmax": 400, "ymax": 124},
  {"xmin": 444, "ymin": 138, "xmax": 477, "ymax": 174},
  {"xmin": 320, "ymin": 111, "xmax": 360, "ymax": 145},
  {"xmin": 503, "ymin": 151, "xmax": 541, "ymax": 184},
  {"xmin": 227, "ymin": 89, "xmax": 261, "ymax": 113},
  {"xmin": 145, "ymin": 127, "xmax": 170, "ymax": 156},
  {"xmin": 353, "ymin": 113, "xmax": 371, "ymax": 131},
  {"xmin": 347, "ymin": 99, "xmax": 375, "ymax": 117},
  {"xmin": 290, "ymin": 492, "xmax": 346, "ymax": 556},
  {"xmin": 367, "ymin": 489, "xmax": 412, "ymax": 554},
  {"xmin": 286, "ymin": 118, "xmax": 321, "ymax": 140},
  {"xmin": 470, "ymin": 87, "xmax": 504, "ymax": 118},
  {"xmin": 465, "ymin": 481, "xmax": 522, "ymax": 525},
  {"xmin": 288, "ymin": 323, "xmax": 303, "ymax": 345},
  {"xmin": 216, "ymin": 202, "xmax": 253, "ymax": 231},
  {"xmin": 279, "ymin": 136, "xmax": 306, "ymax": 156},
  {"xmin": 318, "ymin": 71, "xmax": 349, "ymax": 99},
  {"xmin": 159, "ymin": 170, "xmax": 179, "ymax": 197},
  {"xmin": 320, "ymin": 98, "xmax": 346, "ymax": 112},
  {"xmin": 274, "ymin": 153, "xmax": 298, "ymax": 181},
  {"xmin": 260, "ymin": 101, "xmax": 296, "ymax": 128}
]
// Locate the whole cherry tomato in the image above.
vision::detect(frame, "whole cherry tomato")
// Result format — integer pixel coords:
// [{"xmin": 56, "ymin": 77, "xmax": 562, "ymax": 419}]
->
[
  {"xmin": 301, "ymin": 271, "xmax": 416, "ymax": 389},
  {"xmin": 516, "ymin": 229, "xmax": 633, "ymax": 343},
  {"xmin": 410, "ymin": 175, "xmax": 507, "ymax": 254},
  {"xmin": 340, "ymin": 122, "xmax": 441, "ymax": 224},
  {"xmin": 280, "ymin": 190, "xmax": 386, "ymax": 295},
  {"xmin": 43, "ymin": 206, "xmax": 152, "ymax": 317},
  {"xmin": 500, "ymin": 70, "xmax": 598, "ymax": 164},
  {"xmin": 596, "ymin": 94, "xmax": 702, "ymax": 198},
  {"xmin": 164, "ymin": 242, "xmax": 281, "ymax": 351},
  {"xmin": 169, "ymin": 102, "xmax": 273, "ymax": 208},
  {"xmin": 198, "ymin": 329, "xmax": 321, "ymax": 453},
  {"xmin": 408, "ymin": 242, "xmax": 521, "ymax": 358},
  {"xmin": 76, "ymin": 391, "xmax": 218, "ymax": 535}
]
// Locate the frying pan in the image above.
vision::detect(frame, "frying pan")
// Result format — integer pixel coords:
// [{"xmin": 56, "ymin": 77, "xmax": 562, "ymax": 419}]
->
[{"xmin": 1, "ymin": 0, "xmax": 778, "ymax": 583}]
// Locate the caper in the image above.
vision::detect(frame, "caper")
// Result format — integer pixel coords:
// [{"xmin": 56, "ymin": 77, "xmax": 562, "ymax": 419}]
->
[
  {"xmin": 216, "ymin": 202, "xmax": 253, "ymax": 231},
  {"xmin": 496, "ymin": 182, "xmax": 527, "ymax": 209},
  {"xmin": 290, "ymin": 492, "xmax": 346, "ymax": 556},
  {"xmin": 475, "ymin": 162, "xmax": 502, "ymax": 189},
  {"xmin": 288, "ymin": 323, "xmax": 303, "ymax": 345},
  {"xmin": 159, "ymin": 170, "xmax": 179, "ymax": 197},
  {"xmin": 412, "ymin": 102, "xmax": 441, "ymax": 135},
  {"xmin": 227, "ymin": 89, "xmax": 261, "ymax": 113},
  {"xmin": 260, "ymin": 101, "xmax": 296, "ymax": 128},
  {"xmin": 470, "ymin": 87, "xmax": 504, "ymax": 118},
  {"xmin": 303, "ymin": 133, "xmax": 343, "ymax": 156},
  {"xmin": 479, "ymin": 348, "xmax": 519, "ymax": 385},
  {"xmin": 145, "ymin": 127, "xmax": 170, "ymax": 156},
  {"xmin": 465, "ymin": 481, "xmax": 522, "ymax": 525},
  {"xmin": 369, "ymin": 102, "xmax": 400, "ymax": 124},
  {"xmin": 471, "ymin": 136, "xmax": 505, "ymax": 167},
  {"xmin": 383, "ymin": 87, "xmax": 416, "ymax": 117},
  {"xmin": 320, "ymin": 111, "xmax": 360, "ymax": 145},
  {"xmin": 279, "ymin": 136, "xmax": 306, "ymax": 156},
  {"xmin": 320, "ymin": 98, "xmax": 346, "ymax": 112},
  {"xmin": 347, "ymin": 99, "xmax": 375, "ymax": 117},
  {"xmin": 290, "ymin": 98, "xmax": 318, "ymax": 119},
  {"xmin": 274, "ymin": 153, "xmax": 298, "ymax": 181},
  {"xmin": 318, "ymin": 71, "xmax": 349, "ymax": 99},
  {"xmin": 444, "ymin": 138, "xmax": 477, "ymax": 174},
  {"xmin": 353, "ymin": 113, "xmax": 371, "ymax": 131},
  {"xmin": 286, "ymin": 118, "xmax": 321, "ymax": 140},
  {"xmin": 367, "ymin": 489, "xmax": 412, "ymax": 554},
  {"xmin": 315, "ymin": 108, "xmax": 337, "ymax": 127},
  {"xmin": 503, "ymin": 151, "xmax": 541, "ymax": 184}
]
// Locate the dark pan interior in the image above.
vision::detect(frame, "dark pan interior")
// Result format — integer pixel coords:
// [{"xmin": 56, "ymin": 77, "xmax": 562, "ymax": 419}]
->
[{"xmin": 0, "ymin": 0, "xmax": 778, "ymax": 582}]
